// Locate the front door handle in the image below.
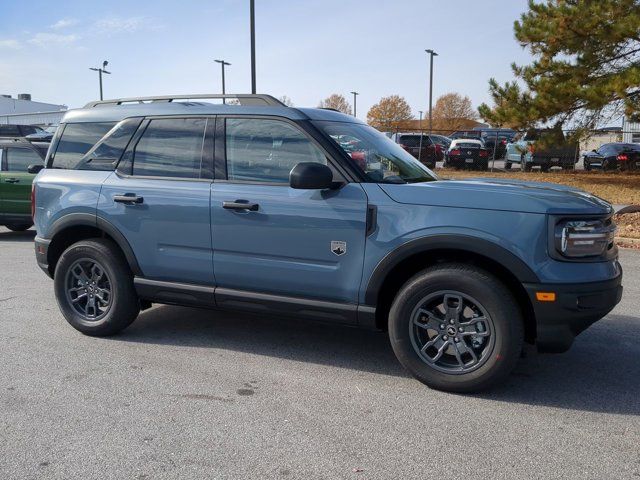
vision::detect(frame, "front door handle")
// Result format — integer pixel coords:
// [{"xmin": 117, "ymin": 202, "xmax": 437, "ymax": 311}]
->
[
  {"xmin": 4, "ymin": 178, "xmax": 19, "ymax": 184},
  {"xmin": 113, "ymin": 194, "xmax": 144, "ymax": 205},
  {"xmin": 222, "ymin": 200, "xmax": 259, "ymax": 211}
]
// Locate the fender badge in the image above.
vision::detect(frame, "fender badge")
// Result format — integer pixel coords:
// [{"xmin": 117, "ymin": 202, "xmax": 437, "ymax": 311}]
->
[{"xmin": 331, "ymin": 241, "xmax": 346, "ymax": 256}]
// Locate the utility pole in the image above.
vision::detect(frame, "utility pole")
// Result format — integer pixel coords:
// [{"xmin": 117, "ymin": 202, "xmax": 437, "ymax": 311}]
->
[
  {"xmin": 250, "ymin": 0, "xmax": 256, "ymax": 94},
  {"xmin": 350, "ymin": 91, "xmax": 359, "ymax": 117},
  {"xmin": 89, "ymin": 60, "xmax": 111, "ymax": 101},
  {"xmin": 425, "ymin": 49, "xmax": 438, "ymax": 133},
  {"xmin": 214, "ymin": 59, "xmax": 231, "ymax": 103}
]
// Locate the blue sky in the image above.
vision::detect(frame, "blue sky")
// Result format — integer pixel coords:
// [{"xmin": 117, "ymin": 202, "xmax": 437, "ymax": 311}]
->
[{"xmin": 0, "ymin": 0, "xmax": 533, "ymax": 117}]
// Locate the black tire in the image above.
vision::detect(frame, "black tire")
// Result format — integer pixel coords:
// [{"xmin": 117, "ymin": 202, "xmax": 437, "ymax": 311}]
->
[
  {"xmin": 521, "ymin": 155, "xmax": 532, "ymax": 172},
  {"xmin": 540, "ymin": 165, "xmax": 550, "ymax": 173},
  {"xmin": 54, "ymin": 238, "xmax": 140, "ymax": 336},
  {"xmin": 5, "ymin": 224, "xmax": 32, "ymax": 232},
  {"xmin": 504, "ymin": 161, "xmax": 512, "ymax": 170},
  {"xmin": 388, "ymin": 264, "xmax": 524, "ymax": 393}
]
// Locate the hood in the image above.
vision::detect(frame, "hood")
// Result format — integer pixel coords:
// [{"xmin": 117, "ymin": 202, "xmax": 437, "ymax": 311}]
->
[{"xmin": 378, "ymin": 177, "xmax": 612, "ymax": 215}]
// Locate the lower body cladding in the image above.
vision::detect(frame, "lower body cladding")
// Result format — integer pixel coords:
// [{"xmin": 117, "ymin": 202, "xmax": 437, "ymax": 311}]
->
[
  {"xmin": 133, "ymin": 277, "xmax": 377, "ymax": 327},
  {"xmin": 523, "ymin": 273, "xmax": 623, "ymax": 352}
]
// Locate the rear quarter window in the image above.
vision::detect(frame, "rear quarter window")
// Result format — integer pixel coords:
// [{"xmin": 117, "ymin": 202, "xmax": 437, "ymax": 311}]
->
[{"xmin": 49, "ymin": 122, "xmax": 116, "ymax": 169}]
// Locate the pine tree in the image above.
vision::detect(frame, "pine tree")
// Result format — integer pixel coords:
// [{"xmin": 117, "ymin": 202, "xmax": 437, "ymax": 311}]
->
[{"xmin": 478, "ymin": 0, "xmax": 640, "ymax": 134}]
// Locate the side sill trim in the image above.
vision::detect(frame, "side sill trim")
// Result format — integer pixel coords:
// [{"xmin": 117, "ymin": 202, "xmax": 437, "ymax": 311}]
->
[{"xmin": 134, "ymin": 277, "xmax": 216, "ymax": 308}]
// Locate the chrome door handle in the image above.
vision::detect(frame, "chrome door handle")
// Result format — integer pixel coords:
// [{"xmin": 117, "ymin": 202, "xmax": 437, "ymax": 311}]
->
[
  {"xmin": 222, "ymin": 200, "xmax": 259, "ymax": 211},
  {"xmin": 113, "ymin": 194, "xmax": 144, "ymax": 205},
  {"xmin": 4, "ymin": 178, "xmax": 19, "ymax": 183}
]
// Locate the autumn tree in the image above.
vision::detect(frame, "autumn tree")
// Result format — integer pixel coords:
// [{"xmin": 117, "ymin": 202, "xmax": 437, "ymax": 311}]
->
[
  {"xmin": 318, "ymin": 94, "xmax": 351, "ymax": 114},
  {"xmin": 432, "ymin": 93, "xmax": 479, "ymax": 131},
  {"xmin": 478, "ymin": 0, "xmax": 640, "ymax": 134},
  {"xmin": 366, "ymin": 95, "xmax": 413, "ymax": 131}
]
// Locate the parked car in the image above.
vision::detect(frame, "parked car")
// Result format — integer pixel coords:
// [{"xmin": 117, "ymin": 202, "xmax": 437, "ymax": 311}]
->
[
  {"xmin": 444, "ymin": 139, "xmax": 490, "ymax": 170},
  {"xmin": 25, "ymin": 125, "xmax": 58, "ymax": 142},
  {"xmin": 449, "ymin": 130, "xmax": 483, "ymax": 141},
  {"xmin": 0, "ymin": 124, "xmax": 46, "ymax": 138},
  {"xmin": 390, "ymin": 132, "xmax": 442, "ymax": 168},
  {"xmin": 505, "ymin": 129, "xmax": 578, "ymax": 171},
  {"xmin": 480, "ymin": 132, "xmax": 514, "ymax": 160},
  {"xmin": 0, "ymin": 138, "xmax": 48, "ymax": 231},
  {"xmin": 33, "ymin": 93, "xmax": 622, "ymax": 393},
  {"xmin": 583, "ymin": 143, "xmax": 640, "ymax": 171},
  {"xmin": 429, "ymin": 134, "xmax": 452, "ymax": 150}
]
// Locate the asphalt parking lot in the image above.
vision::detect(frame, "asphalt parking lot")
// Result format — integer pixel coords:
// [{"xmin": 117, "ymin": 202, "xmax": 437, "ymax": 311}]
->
[{"xmin": 1, "ymin": 227, "xmax": 638, "ymax": 480}]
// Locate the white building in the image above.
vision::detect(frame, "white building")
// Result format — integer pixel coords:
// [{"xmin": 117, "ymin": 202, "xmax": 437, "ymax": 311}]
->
[
  {"xmin": 0, "ymin": 94, "xmax": 67, "ymax": 126},
  {"xmin": 622, "ymin": 116, "xmax": 640, "ymax": 143}
]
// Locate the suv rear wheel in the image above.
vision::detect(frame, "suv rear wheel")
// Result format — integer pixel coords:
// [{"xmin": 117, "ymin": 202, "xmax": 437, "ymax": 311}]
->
[
  {"xmin": 54, "ymin": 238, "xmax": 140, "ymax": 336},
  {"xmin": 388, "ymin": 264, "xmax": 524, "ymax": 393}
]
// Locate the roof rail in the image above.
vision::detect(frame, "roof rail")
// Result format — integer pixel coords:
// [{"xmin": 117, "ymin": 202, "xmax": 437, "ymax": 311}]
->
[{"xmin": 83, "ymin": 94, "xmax": 285, "ymax": 108}]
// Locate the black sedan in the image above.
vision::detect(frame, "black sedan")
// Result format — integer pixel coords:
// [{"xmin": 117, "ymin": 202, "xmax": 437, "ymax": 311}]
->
[{"xmin": 583, "ymin": 143, "xmax": 640, "ymax": 171}]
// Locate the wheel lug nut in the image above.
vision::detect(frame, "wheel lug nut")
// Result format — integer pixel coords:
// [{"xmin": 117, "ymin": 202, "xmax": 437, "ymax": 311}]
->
[
  {"xmin": 449, "ymin": 319, "xmax": 455, "ymax": 324},
  {"xmin": 454, "ymin": 338, "xmax": 460, "ymax": 343},
  {"xmin": 459, "ymin": 327, "xmax": 464, "ymax": 332},
  {"xmin": 440, "ymin": 324, "xmax": 445, "ymax": 330},
  {"xmin": 443, "ymin": 335, "xmax": 448, "ymax": 340}
]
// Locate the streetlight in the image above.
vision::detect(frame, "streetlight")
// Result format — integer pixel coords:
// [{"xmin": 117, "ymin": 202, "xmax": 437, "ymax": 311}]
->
[
  {"xmin": 250, "ymin": 0, "xmax": 256, "ymax": 94},
  {"xmin": 214, "ymin": 59, "xmax": 231, "ymax": 103},
  {"xmin": 350, "ymin": 91, "xmax": 359, "ymax": 117},
  {"xmin": 418, "ymin": 110, "xmax": 424, "ymax": 163},
  {"xmin": 425, "ymin": 49, "xmax": 438, "ymax": 133},
  {"xmin": 89, "ymin": 60, "xmax": 111, "ymax": 101}
]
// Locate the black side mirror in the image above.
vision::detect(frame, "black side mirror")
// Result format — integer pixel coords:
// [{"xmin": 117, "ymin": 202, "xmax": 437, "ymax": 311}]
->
[
  {"xmin": 592, "ymin": 149, "xmax": 597, "ymax": 153},
  {"xmin": 289, "ymin": 162, "xmax": 335, "ymax": 190},
  {"xmin": 28, "ymin": 164, "xmax": 44, "ymax": 174}
]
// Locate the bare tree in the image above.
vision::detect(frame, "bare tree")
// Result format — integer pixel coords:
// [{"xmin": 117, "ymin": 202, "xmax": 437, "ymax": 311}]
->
[
  {"xmin": 318, "ymin": 94, "xmax": 352, "ymax": 114},
  {"xmin": 278, "ymin": 95, "xmax": 294, "ymax": 107}
]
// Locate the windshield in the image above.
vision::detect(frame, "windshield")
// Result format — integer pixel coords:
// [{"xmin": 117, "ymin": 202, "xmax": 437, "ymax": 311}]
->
[{"xmin": 315, "ymin": 121, "xmax": 438, "ymax": 184}]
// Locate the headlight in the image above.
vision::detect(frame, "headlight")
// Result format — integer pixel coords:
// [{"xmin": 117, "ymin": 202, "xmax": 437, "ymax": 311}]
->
[{"xmin": 554, "ymin": 218, "xmax": 616, "ymax": 258}]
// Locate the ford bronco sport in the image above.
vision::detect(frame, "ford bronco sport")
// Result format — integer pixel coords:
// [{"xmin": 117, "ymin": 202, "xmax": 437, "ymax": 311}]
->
[{"xmin": 33, "ymin": 94, "xmax": 623, "ymax": 392}]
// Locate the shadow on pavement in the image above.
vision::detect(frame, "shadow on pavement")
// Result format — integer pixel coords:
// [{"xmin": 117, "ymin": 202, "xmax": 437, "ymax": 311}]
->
[
  {"xmin": 118, "ymin": 305, "xmax": 640, "ymax": 415},
  {"xmin": 0, "ymin": 229, "xmax": 35, "ymax": 242}
]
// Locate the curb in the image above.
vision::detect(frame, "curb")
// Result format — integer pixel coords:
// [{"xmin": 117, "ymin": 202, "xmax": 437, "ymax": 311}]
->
[
  {"xmin": 616, "ymin": 205, "xmax": 640, "ymax": 215},
  {"xmin": 616, "ymin": 236, "xmax": 640, "ymax": 248}
]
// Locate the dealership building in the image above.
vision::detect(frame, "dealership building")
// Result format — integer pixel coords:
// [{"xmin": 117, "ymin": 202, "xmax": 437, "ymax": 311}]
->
[{"xmin": 0, "ymin": 93, "xmax": 67, "ymax": 126}]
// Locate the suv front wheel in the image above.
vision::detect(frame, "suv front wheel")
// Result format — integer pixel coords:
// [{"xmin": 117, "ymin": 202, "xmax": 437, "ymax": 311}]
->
[
  {"xmin": 54, "ymin": 238, "xmax": 140, "ymax": 336},
  {"xmin": 388, "ymin": 264, "xmax": 524, "ymax": 393}
]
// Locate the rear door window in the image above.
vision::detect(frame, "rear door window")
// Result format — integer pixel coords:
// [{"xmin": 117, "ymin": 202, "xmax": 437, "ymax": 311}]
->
[
  {"xmin": 130, "ymin": 118, "xmax": 206, "ymax": 178},
  {"xmin": 50, "ymin": 122, "xmax": 116, "ymax": 169},
  {"xmin": 6, "ymin": 147, "xmax": 42, "ymax": 172},
  {"xmin": 0, "ymin": 125, "xmax": 20, "ymax": 137}
]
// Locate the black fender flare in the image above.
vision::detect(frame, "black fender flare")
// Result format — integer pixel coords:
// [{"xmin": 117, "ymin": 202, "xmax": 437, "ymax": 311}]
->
[
  {"xmin": 364, "ymin": 234, "xmax": 539, "ymax": 306},
  {"xmin": 47, "ymin": 213, "xmax": 142, "ymax": 276}
]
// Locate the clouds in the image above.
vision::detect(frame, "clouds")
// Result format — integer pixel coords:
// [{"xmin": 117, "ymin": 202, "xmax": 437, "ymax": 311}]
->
[
  {"xmin": 0, "ymin": 39, "xmax": 21, "ymax": 49},
  {"xmin": 50, "ymin": 18, "xmax": 79, "ymax": 30},
  {"xmin": 28, "ymin": 33, "xmax": 79, "ymax": 48},
  {"xmin": 94, "ymin": 16, "xmax": 161, "ymax": 34}
]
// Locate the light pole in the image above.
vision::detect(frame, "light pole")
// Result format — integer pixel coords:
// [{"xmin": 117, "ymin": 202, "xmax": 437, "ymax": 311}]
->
[
  {"xmin": 250, "ymin": 0, "xmax": 256, "ymax": 94},
  {"xmin": 418, "ymin": 110, "xmax": 424, "ymax": 163},
  {"xmin": 89, "ymin": 60, "xmax": 111, "ymax": 101},
  {"xmin": 215, "ymin": 59, "xmax": 231, "ymax": 103},
  {"xmin": 350, "ymin": 91, "xmax": 359, "ymax": 117},
  {"xmin": 425, "ymin": 49, "xmax": 438, "ymax": 133}
]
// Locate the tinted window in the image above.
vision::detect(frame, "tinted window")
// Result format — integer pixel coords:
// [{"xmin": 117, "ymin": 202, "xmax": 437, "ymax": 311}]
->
[
  {"xmin": 51, "ymin": 122, "xmax": 116, "ymax": 169},
  {"xmin": 0, "ymin": 125, "xmax": 20, "ymax": 136},
  {"xmin": 19, "ymin": 126, "xmax": 38, "ymax": 135},
  {"xmin": 6, "ymin": 148, "xmax": 42, "ymax": 172},
  {"xmin": 132, "ymin": 118, "xmax": 206, "ymax": 178},
  {"xmin": 78, "ymin": 118, "xmax": 141, "ymax": 171},
  {"xmin": 226, "ymin": 118, "xmax": 326, "ymax": 183},
  {"xmin": 454, "ymin": 142, "xmax": 482, "ymax": 149},
  {"xmin": 399, "ymin": 135, "xmax": 432, "ymax": 147}
]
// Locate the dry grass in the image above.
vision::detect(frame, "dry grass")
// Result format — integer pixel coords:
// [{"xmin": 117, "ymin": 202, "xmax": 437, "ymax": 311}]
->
[
  {"xmin": 436, "ymin": 168, "xmax": 640, "ymax": 205},
  {"xmin": 615, "ymin": 212, "xmax": 640, "ymax": 240}
]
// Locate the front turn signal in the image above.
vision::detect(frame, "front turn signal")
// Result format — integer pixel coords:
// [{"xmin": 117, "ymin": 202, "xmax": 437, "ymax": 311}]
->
[{"xmin": 536, "ymin": 292, "xmax": 556, "ymax": 302}]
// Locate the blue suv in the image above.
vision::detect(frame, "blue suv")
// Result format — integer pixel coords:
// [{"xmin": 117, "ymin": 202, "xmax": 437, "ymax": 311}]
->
[{"xmin": 33, "ymin": 94, "xmax": 623, "ymax": 392}]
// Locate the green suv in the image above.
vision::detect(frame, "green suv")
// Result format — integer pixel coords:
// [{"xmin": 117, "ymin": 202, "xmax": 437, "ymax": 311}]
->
[{"xmin": 0, "ymin": 138, "xmax": 48, "ymax": 231}]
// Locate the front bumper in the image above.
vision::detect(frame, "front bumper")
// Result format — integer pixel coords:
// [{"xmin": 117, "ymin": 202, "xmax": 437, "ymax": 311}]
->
[
  {"xmin": 34, "ymin": 236, "xmax": 52, "ymax": 278},
  {"xmin": 524, "ymin": 271, "xmax": 623, "ymax": 353}
]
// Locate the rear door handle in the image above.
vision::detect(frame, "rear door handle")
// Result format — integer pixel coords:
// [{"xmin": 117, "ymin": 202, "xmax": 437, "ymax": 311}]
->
[
  {"xmin": 4, "ymin": 178, "xmax": 19, "ymax": 184},
  {"xmin": 222, "ymin": 200, "xmax": 259, "ymax": 211},
  {"xmin": 113, "ymin": 194, "xmax": 144, "ymax": 205}
]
